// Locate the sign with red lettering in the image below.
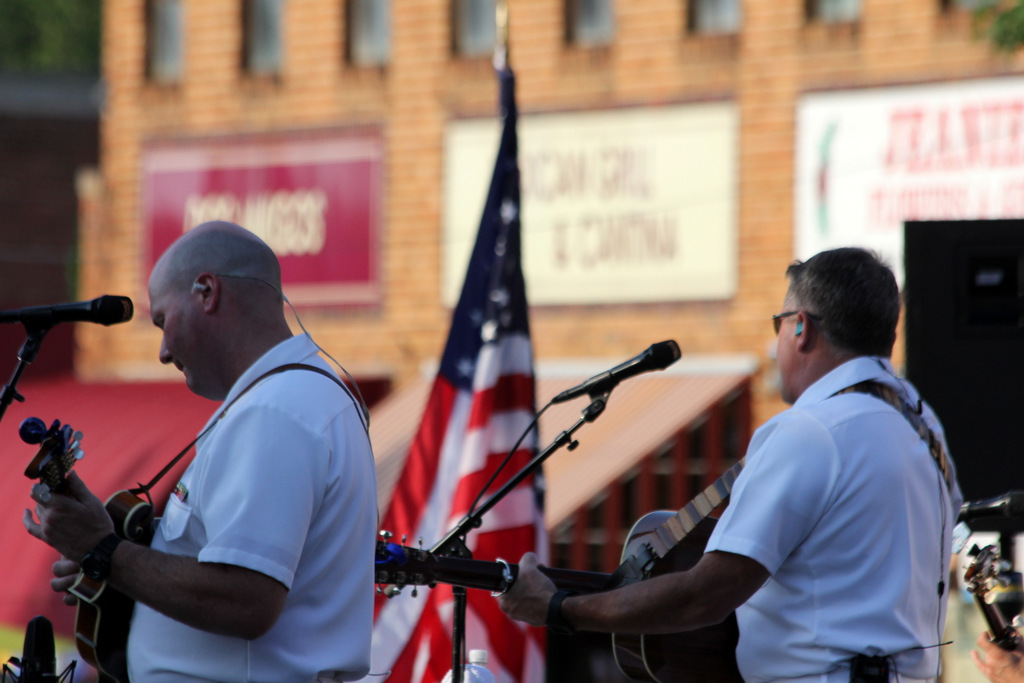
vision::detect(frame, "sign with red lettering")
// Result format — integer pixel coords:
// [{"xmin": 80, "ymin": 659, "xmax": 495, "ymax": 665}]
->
[
  {"xmin": 143, "ymin": 130, "xmax": 381, "ymax": 307},
  {"xmin": 796, "ymin": 76, "xmax": 1024, "ymax": 282}
]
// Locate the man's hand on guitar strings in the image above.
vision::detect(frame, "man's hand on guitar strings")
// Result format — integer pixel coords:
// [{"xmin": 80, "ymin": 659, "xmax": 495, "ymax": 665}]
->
[
  {"xmin": 973, "ymin": 632, "xmax": 1024, "ymax": 683},
  {"xmin": 497, "ymin": 552, "xmax": 557, "ymax": 627},
  {"xmin": 23, "ymin": 470, "xmax": 116, "ymax": 565}
]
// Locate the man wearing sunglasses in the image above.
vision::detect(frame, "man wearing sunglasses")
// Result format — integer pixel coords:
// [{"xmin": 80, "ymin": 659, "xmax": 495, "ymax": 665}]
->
[{"xmin": 499, "ymin": 247, "xmax": 962, "ymax": 682}]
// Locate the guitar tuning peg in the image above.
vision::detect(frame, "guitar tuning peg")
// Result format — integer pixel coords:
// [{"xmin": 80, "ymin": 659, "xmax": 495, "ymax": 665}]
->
[
  {"xmin": 18, "ymin": 417, "xmax": 48, "ymax": 445},
  {"xmin": 31, "ymin": 483, "xmax": 53, "ymax": 504},
  {"xmin": 411, "ymin": 587, "xmax": 418, "ymax": 598},
  {"xmin": 379, "ymin": 530, "xmax": 393, "ymax": 541},
  {"xmin": 73, "ymin": 431, "xmax": 84, "ymax": 443},
  {"xmin": 71, "ymin": 446, "xmax": 84, "ymax": 461}
]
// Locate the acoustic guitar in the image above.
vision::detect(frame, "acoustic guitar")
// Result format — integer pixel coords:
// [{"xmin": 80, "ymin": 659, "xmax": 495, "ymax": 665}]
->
[
  {"xmin": 964, "ymin": 543, "xmax": 1023, "ymax": 651},
  {"xmin": 21, "ymin": 417, "xmax": 154, "ymax": 683},
  {"xmin": 376, "ymin": 460, "xmax": 746, "ymax": 682}
]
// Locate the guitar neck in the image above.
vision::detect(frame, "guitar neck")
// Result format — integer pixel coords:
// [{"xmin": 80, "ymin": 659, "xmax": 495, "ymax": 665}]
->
[
  {"xmin": 975, "ymin": 595, "xmax": 1023, "ymax": 651},
  {"xmin": 376, "ymin": 461, "xmax": 746, "ymax": 597},
  {"xmin": 376, "ymin": 544, "xmax": 611, "ymax": 594},
  {"xmin": 623, "ymin": 459, "xmax": 745, "ymax": 566}
]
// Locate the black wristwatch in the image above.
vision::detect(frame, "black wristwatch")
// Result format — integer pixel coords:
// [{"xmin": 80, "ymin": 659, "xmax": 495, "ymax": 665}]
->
[
  {"xmin": 81, "ymin": 533, "xmax": 123, "ymax": 582},
  {"xmin": 545, "ymin": 589, "xmax": 576, "ymax": 636}
]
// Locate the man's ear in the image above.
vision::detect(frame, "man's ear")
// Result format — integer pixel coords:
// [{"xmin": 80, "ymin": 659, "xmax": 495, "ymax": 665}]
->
[{"xmin": 191, "ymin": 272, "xmax": 219, "ymax": 312}]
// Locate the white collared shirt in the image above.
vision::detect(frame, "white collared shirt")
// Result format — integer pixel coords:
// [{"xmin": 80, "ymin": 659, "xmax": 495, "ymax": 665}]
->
[
  {"xmin": 707, "ymin": 357, "xmax": 962, "ymax": 682},
  {"xmin": 128, "ymin": 335, "xmax": 378, "ymax": 682}
]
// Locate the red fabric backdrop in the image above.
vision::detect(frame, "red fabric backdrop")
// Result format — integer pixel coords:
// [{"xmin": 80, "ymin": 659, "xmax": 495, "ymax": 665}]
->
[{"xmin": 0, "ymin": 376, "xmax": 213, "ymax": 638}]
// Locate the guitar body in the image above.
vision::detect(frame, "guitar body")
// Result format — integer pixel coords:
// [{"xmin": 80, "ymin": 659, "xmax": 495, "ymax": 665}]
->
[
  {"xmin": 612, "ymin": 512, "xmax": 742, "ymax": 683},
  {"xmin": 69, "ymin": 574, "xmax": 135, "ymax": 683},
  {"xmin": 71, "ymin": 491, "xmax": 154, "ymax": 683}
]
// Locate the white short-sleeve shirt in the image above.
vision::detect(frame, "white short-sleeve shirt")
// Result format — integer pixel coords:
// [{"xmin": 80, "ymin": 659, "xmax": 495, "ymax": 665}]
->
[
  {"xmin": 707, "ymin": 357, "xmax": 962, "ymax": 682},
  {"xmin": 127, "ymin": 335, "xmax": 378, "ymax": 683}
]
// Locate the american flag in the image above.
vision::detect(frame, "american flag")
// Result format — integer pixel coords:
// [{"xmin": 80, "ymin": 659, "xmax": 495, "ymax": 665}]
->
[{"xmin": 369, "ymin": 65, "xmax": 546, "ymax": 683}]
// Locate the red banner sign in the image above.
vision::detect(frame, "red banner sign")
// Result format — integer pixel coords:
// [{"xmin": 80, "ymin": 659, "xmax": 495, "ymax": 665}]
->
[{"xmin": 143, "ymin": 130, "xmax": 382, "ymax": 307}]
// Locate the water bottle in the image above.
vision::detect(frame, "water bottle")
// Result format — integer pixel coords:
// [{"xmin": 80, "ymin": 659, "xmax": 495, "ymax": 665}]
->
[{"xmin": 440, "ymin": 649, "xmax": 497, "ymax": 683}]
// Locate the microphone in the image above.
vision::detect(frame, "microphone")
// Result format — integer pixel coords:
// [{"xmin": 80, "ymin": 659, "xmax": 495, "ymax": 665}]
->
[
  {"xmin": 551, "ymin": 340, "xmax": 681, "ymax": 404},
  {"xmin": 959, "ymin": 491, "xmax": 1024, "ymax": 522},
  {"xmin": 0, "ymin": 295, "xmax": 133, "ymax": 327},
  {"xmin": 18, "ymin": 615, "xmax": 56, "ymax": 682}
]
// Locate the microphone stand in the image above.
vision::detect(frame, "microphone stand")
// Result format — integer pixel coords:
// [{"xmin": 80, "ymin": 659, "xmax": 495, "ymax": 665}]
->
[
  {"xmin": 431, "ymin": 394, "xmax": 608, "ymax": 683},
  {"xmin": 0, "ymin": 325, "xmax": 52, "ymax": 425}
]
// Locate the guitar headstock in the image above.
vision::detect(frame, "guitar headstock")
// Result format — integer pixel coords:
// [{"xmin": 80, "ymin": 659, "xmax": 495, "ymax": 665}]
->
[
  {"xmin": 21, "ymin": 417, "xmax": 84, "ymax": 495},
  {"xmin": 966, "ymin": 544, "xmax": 1023, "ymax": 651},
  {"xmin": 375, "ymin": 529, "xmax": 529, "ymax": 597},
  {"xmin": 375, "ymin": 531, "xmax": 432, "ymax": 597},
  {"xmin": 965, "ymin": 544, "xmax": 1009, "ymax": 596}
]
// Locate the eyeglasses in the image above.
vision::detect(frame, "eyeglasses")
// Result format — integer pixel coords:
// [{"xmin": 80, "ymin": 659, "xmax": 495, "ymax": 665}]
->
[
  {"xmin": 772, "ymin": 310, "xmax": 821, "ymax": 335},
  {"xmin": 772, "ymin": 311, "xmax": 799, "ymax": 335}
]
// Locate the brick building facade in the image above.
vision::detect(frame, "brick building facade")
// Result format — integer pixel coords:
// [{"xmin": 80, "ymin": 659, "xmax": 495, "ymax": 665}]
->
[{"xmin": 81, "ymin": 0, "xmax": 1023, "ymax": 426}]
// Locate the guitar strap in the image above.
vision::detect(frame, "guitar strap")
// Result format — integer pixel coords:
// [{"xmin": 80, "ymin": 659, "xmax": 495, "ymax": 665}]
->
[
  {"xmin": 832, "ymin": 380, "xmax": 953, "ymax": 492},
  {"xmin": 613, "ymin": 379, "xmax": 953, "ymax": 582},
  {"xmin": 129, "ymin": 363, "xmax": 351, "ymax": 499}
]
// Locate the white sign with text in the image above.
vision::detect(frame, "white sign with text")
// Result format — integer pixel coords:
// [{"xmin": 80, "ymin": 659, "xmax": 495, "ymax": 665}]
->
[{"xmin": 444, "ymin": 102, "xmax": 738, "ymax": 305}]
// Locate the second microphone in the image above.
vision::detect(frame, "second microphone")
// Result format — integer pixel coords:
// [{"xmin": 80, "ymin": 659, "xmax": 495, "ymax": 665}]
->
[{"xmin": 551, "ymin": 340, "xmax": 682, "ymax": 404}]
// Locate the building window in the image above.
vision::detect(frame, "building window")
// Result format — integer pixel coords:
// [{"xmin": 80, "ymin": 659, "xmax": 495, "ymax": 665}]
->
[
  {"xmin": 453, "ymin": 0, "xmax": 495, "ymax": 58},
  {"xmin": 566, "ymin": 0, "xmax": 614, "ymax": 46},
  {"xmin": 244, "ymin": 0, "xmax": 283, "ymax": 76},
  {"xmin": 807, "ymin": 0, "xmax": 861, "ymax": 23},
  {"xmin": 146, "ymin": 0, "xmax": 183, "ymax": 83},
  {"xmin": 653, "ymin": 442, "xmax": 676, "ymax": 510},
  {"xmin": 688, "ymin": 422, "xmax": 707, "ymax": 498},
  {"xmin": 941, "ymin": 0, "xmax": 984, "ymax": 8},
  {"xmin": 551, "ymin": 517, "xmax": 575, "ymax": 569},
  {"xmin": 347, "ymin": 0, "xmax": 390, "ymax": 66},
  {"xmin": 722, "ymin": 391, "xmax": 747, "ymax": 463},
  {"xmin": 688, "ymin": 0, "xmax": 742, "ymax": 35},
  {"xmin": 585, "ymin": 496, "xmax": 608, "ymax": 572}
]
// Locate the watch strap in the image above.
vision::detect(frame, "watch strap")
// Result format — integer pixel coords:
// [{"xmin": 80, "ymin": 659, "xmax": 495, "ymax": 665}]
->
[
  {"xmin": 545, "ymin": 589, "xmax": 576, "ymax": 635},
  {"xmin": 83, "ymin": 533, "xmax": 122, "ymax": 580}
]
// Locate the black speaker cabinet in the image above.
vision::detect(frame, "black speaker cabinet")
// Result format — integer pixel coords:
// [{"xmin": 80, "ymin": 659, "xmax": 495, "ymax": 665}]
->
[{"xmin": 904, "ymin": 220, "xmax": 1024, "ymax": 507}]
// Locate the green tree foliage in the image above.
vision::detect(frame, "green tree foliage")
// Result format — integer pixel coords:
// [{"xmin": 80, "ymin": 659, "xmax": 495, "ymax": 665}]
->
[
  {"xmin": 0, "ymin": 0, "xmax": 101, "ymax": 73},
  {"xmin": 974, "ymin": 0, "xmax": 1024, "ymax": 52}
]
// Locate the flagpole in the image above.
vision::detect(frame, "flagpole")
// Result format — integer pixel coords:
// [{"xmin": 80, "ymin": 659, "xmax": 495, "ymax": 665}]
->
[
  {"xmin": 494, "ymin": 0, "xmax": 509, "ymax": 71},
  {"xmin": 446, "ymin": 8, "xmax": 514, "ymax": 682}
]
